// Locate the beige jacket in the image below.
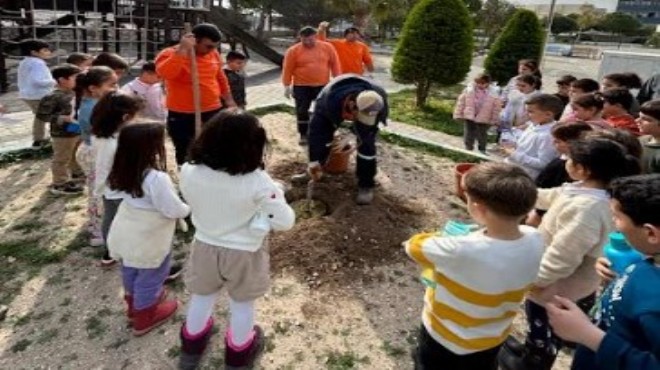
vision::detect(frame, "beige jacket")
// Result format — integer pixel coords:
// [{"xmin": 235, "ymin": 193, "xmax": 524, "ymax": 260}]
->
[{"xmin": 529, "ymin": 183, "xmax": 614, "ymax": 304}]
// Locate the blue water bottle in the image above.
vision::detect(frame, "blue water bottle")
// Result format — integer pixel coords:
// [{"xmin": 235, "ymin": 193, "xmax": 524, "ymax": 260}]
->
[{"xmin": 604, "ymin": 232, "xmax": 643, "ymax": 275}]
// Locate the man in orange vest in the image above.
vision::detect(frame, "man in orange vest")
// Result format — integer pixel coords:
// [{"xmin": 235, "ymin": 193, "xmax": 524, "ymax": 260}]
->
[
  {"xmin": 156, "ymin": 23, "xmax": 237, "ymax": 165},
  {"xmin": 282, "ymin": 26, "xmax": 341, "ymax": 145},
  {"xmin": 318, "ymin": 21, "xmax": 374, "ymax": 76}
]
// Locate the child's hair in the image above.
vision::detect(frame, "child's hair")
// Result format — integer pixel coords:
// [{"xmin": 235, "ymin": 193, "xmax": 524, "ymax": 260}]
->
[
  {"xmin": 568, "ymin": 138, "xmax": 640, "ymax": 184},
  {"xmin": 192, "ymin": 23, "xmax": 223, "ymax": 42},
  {"xmin": 107, "ymin": 123, "xmax": 166, "ymax": 198},
  {"xmin": 226, "ymin": 51, "xmax": 247, "ymax": 62},
  {"xmin": 75, "ymin": 65, "xmax": 115, "ymax": 96},
  {"xmin": 572, "ymin": 93, "xmax": 604, "ymax": 111},
  {"xmin": 551, "ymin": 122, "xmax": 592, "ymax": 141},
  {"xmin": 20, "ymin": 39, "xmax": 50, "ymax": 56},
  {"xmin": 600, "ymin": 88, "xmax": 634, "ymax": 111},
  {"xmin": 640, "ymin": 100, "xmax": 660, "ymax": 121},
  {"xmin": 571, "ymin": 78, "xmax": 600, "ymax": 93},
  {"xmin": 474, "ymin": 73, "xmax": 491, "ymax": 84},
  {"xmin": 189, "ymin": 109, "xmax": 267, "ymax": 175},
  {"xmin": 516, "ymin": 74, "xmax": 541, "ymax": 90},
  {"xmin": 609, "ymin": 174, "xmax": 660, "ymax": 226},
  {"xmin": 603, "ymin": 72, "xmax": 642, "ymax": 89},
  {"xmin": 556, "ymin": 75, "xmax": 577, "ymax": 86},
  {"xmin": 51, "ymin": 63, "xmax": 82, "ymax": 82},
  {"xmin": 587, "ymin": 128, "xmax": 643, "ymax": 159},
  {"xmin": 92, "ymin": 52, "xmax": 129, "ymax": 72},
  {"xmin": 90, "ymin": 91, "xmax": 143, "ymax": 138},
  {"xmin": 463, "ymin": 162, "xmax": 537, "ymax": 218},
  {"xmin": 519, "ymin": 59, "xmax": 542, "ymax": 78},
  {"xmin": 141, "ymin": 61, "xmax": 156, "ymax": 73},
  {"xmin": 66, "ymin": 52, "xmax": 92, "ymax": 66},
  {"xmin": 525, "ymin": 94, "xmax": 564, "ymax": 117}
]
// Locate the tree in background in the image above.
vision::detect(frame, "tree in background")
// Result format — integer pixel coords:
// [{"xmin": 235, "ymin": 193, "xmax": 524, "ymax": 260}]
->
[
  {"xmin": 575, "ymin": 4, "xmax": 604, "ymax": 40},
  {"xmin": 484, "ymin": 9, "xmax": 544, "ymax": 85},
  {"xmin": 596, "ymin": 12, "xmax": 642, "ymax": 43},
  {"xmin": 391, "ymin": 0, "xmax": 473, "ymax": 107},
  {"xmin": 549, "ymin": 14, "xmax": 579, "ymax": 35},
  {"xmin": 477, "ymin": 0, "xmax": 517, "ymax": 46}
]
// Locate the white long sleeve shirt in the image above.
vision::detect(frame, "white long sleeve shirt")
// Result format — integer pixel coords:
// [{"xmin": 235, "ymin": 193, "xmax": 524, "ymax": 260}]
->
[
  {"xmin": 17, "ymin": 57, "xmax": 55, "ymax": 100},
  {"xmin": 180, "ymin": 164, "xmax": 296, "ymax": 252},
  {"xmin": 114, "ymin": 169, "xmax": 190, "ymax": 219},
  {"xmin": 91, "ymin": 136, "xmax": 121, "ymax": 199},
  {"xmin": 120, "ymin": 78, "xmax": 167, "ymax": 121},
  {"xmin": 505, "ymin": 121, "xmax": 559, "ymax": 179}
]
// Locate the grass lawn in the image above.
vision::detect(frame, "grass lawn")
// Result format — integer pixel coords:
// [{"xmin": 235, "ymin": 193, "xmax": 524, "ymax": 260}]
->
[{"xmin": 388, "ymin": 86, "xmax": 465, "ymax": 137}]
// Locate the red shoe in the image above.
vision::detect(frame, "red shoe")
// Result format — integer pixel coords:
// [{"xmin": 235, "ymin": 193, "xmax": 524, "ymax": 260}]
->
[
  {"xmin": 124, "ymin": 289, "xmax": 168, "ymax": 327},
  {"xmin": 132, "ymin": 298, "xmax": 178, "ymax": 336}
]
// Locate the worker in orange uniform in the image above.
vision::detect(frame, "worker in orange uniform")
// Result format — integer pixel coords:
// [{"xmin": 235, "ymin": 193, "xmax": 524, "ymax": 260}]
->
[
  {"xmin": 317, "ymin": 21, "xmax": 374, "ymax": 77},
  {"xmin": 156, "ymin": 23, "xmax": 237, "ymax": 165},
  {"xmin": 282, "ymin": 26, "xmax": 341, "ymax": 145}
]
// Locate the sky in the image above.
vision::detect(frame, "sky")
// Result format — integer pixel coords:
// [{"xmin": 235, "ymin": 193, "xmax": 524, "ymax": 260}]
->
[{"xmin": 510, "ymin": 0, "xmax": 619, "ymax": 12}]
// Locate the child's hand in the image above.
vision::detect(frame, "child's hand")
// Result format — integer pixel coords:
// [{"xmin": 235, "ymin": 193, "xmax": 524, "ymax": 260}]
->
[
  {"xmin": 62, "ymin": 114, "xmax": 75, "ymax": 123},
  {"xmin": 595, "ymin": 257, "xmax": 617, "ymax": 283},
  {"xmin": 547, "ymin": 295, "xmax": 605, "ymax": 351},
  {"xmin": 525, "ymin": 210, "xmax": 542, "ymax": 227},
  {"xmin": 501, "ymin": 146, "xmax": 515, "ymax": 156}
]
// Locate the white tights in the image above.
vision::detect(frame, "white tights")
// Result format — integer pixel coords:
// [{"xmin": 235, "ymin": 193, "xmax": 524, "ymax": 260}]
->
[{"xmin": 185, "ymin": 293, "xmax": 255, "ymax": 346}]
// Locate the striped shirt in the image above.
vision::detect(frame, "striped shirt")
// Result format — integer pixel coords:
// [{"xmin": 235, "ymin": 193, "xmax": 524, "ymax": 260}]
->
[{"xmin": 405, "ymin": 226, "xmax": 544, "ymax": 354}]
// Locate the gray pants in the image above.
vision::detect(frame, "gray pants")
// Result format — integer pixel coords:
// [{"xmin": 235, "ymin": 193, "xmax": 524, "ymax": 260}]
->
[{"xmin": 463, "ymin": 120, "xmax": 490, "ymax": 151}]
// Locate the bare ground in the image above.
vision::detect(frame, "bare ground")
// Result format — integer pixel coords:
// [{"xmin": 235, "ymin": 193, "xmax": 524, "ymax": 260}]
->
[{"xmin": 0, "ymin": 113, "xmax": 572, "ymax": 369}]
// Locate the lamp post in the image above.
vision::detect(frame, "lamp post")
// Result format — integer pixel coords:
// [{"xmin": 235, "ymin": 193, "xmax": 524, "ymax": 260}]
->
[{"xmin": 541, "ymin": 0, "xmax": 558, "ymax": 68}]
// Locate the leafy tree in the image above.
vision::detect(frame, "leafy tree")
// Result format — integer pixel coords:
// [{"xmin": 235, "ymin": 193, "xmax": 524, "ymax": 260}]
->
[
  {"xmin": 484, "ymin": 9, "xmax": 544, "ymax": 85},
  {"xmin": 391, "ymin": 0, "xmax": 473, "ymax": 107},
  {"xmin": 477, "ymin": 0, "xmax": 517, "ymax": 45},
  {"xmin": 647, "ymin": 33, "xmax": 660, "ymax": 48},
  {"xmin": 576, "ymin": 4, "xmax": 603, "ymax": 40},
  {"xmin": 596, "ymin": 12, "xmax": 642, "ymax": 36},
  {"xmin": 550, "ymin": 14, "xmax": 579, "ymax": 34}
]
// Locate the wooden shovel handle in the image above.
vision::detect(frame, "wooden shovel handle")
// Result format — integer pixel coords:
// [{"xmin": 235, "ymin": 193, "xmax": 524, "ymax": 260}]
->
[{"xmin": 184, "ymin": 22, "xmax": 202, "ymax": 138}]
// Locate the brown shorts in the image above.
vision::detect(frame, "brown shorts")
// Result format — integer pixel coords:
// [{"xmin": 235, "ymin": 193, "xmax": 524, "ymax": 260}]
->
[{"xmin": 184, "ymin": 239, "xmax": 270, "ymax": 302}]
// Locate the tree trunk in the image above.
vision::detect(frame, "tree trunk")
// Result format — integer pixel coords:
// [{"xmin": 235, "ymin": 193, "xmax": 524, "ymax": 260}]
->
[
  {"xmin": 256, "ymin": 8, "xmax": 267, "ymax": 41},
  {"xmin": 416, "ymin": 80, "xmax": 430, "ymax": 108}
]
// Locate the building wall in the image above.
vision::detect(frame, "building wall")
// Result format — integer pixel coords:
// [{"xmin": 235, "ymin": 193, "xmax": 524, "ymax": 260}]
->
[{"xmin": 617, "ymin": 0, "xmax": 660, "ymax": 25}]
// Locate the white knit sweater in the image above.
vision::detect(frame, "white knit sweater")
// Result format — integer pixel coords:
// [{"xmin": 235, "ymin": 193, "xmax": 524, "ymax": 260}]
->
[{"xmin": 180, "ymin": 164, "xmax": 296, "ymax": 251}]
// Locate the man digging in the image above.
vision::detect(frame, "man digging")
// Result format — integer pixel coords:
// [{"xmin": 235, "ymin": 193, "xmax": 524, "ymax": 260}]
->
[{"xmin": 292, "ymin": 74, "xmax": 388, "ymax": 205}]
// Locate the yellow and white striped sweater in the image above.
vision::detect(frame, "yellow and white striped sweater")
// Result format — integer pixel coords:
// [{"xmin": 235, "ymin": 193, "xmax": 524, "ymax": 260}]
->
[{"xmin": 405, "ymin": 226, "xmax": 544, "ymax": 355}]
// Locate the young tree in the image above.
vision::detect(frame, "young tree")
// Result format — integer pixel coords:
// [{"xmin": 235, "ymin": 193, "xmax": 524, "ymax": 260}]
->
[
  {"xmin": 391, "ymin": 0, "xmax": 473, "ymax": 107},
  {"xmin": 484, "ymin": 9, "xmax": 544, "ymax": 86},
  {"xmin": 550, "ymin": 14, "xmax": 579, "ymax": 34},
  {"xmin": 478, "ymin": 0, "xmax": 517, "ymax": 45}
]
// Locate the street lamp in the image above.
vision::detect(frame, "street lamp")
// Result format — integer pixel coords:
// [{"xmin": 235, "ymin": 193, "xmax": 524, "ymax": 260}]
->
[{"xmin": 541, "ymin": 0, "xmax": 558, "ymax": 67}]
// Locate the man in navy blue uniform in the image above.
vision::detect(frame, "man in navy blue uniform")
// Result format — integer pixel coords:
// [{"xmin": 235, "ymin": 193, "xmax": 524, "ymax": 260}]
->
[{"xmin": 293, "ymin": 74, "xmax": 388, "ymax": 205}]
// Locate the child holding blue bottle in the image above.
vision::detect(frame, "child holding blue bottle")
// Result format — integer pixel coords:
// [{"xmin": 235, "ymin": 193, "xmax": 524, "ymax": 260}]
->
[
  {"xmin": 548, "ymin": 174, "xmax": 660, "ymax": 370},
  {"xmin": 36, "ymin": 63, "xmax": 85, "ymax": 195}
]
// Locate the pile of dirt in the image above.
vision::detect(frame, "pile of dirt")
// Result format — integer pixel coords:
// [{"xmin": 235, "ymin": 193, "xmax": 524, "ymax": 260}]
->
[{"xmin": 268, "ymin": 160, "xmax": 431, "ymax": 288}]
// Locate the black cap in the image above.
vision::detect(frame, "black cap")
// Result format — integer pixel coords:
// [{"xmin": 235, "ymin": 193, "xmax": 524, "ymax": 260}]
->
[{"xmin": 299, "ymin": 26, "xmax": 317, "ymax": 37}]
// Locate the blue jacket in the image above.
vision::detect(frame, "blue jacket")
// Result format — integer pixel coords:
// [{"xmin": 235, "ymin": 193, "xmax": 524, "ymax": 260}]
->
[
  {"xmin": 572, "ymin": 258, "xmax": 660, "ymax": 370},
  {"xmin": 78, "ymin": 97, "xmax": 98, "ymax": 146},
  {"xmin": 313, "ymin": 74, "xmax": 388, "ymax": 127}
]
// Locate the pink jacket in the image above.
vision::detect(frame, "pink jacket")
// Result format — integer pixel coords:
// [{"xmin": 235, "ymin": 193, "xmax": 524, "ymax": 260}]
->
[{"xmin": 453, "ymin": 84, "xmax": 502, "ymax": 125}]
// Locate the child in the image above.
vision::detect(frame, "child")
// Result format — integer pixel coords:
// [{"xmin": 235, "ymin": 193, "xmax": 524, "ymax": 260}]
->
[
  {"xmin": 638, "ymin": 99, "xmax": 660, "ymax": 174},
  {"xmin": 74, "ymin": 66, "xmax": 118, "ymax": 247},
  {"xmin": 120, "ymin": 61, "xmax": 167, "ymax": 121},
  {"xmin": 35, "ymin": 63, "xmax": 84, "ymax": 195},
  {"xmin": 504, "ymin": 94, "xmax": 563, "ymax": 180},
  {"xmin": 91, "ymin": 52, "xmax": 129, "ymax": 79},
  {"xmin": 500, "ymin": 75, "xmax": 542, "ymax": 133},
  {"xmin": 17, "ymin": 39, "xmax": 56, "ymax": 147},
  {"xmin": 106, "ymin": 123, "xmax": 187, "ymax": 336},
  {"xmin": 560, "ymin": 78, "xmax": 600, "ymax": 123},
  {"xmin": 572, "ymin": 93, "xmax": 610, "ymax": 129},
  {"xmin": 553, "ymin": 75, "xmax": 577, "ymax": 118},
  {"xmin": 66, "ymin": 52, "xmax": 93, "ymax": 70},
  {"xmin": 500, "ymin": 59, "xmax": 542, "ymax": 107},
  {"xmin": 536, "ymin": 122, "xmax": 593, "ymax": 189},
  {"xmin": 223, "ymin": 51, "xmax": 247, "ymax": 109},
  {"xmin": 453, "ymin": 73, "xmax": 502, "ymax": 153},
  {"xmin": 92, "ymin": 92, "xmax": 143, "ymax": 266},
  {"xmin": 405, "ymin": 162, "xmax": 544, "ymax": 370},
  {"xmin": 177, "ymin": 110, "xmax": 295, "ymax": 369},
  {"xmin": 547, "ymin": 174, "xmax": 660, "ymax": 370},
  {"xmin": 601, "ymin": 89, "xmax": 639, "ymax": 135},
  {"xmin": 508, "ymin": 138, "xmax": 640, "ymax": 370}
]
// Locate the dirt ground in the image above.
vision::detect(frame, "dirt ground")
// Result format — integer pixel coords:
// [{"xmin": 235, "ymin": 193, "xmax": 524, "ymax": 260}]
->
[{"xmin": 0, "ymin": 113, "xmax": 572, "ymax": 369}]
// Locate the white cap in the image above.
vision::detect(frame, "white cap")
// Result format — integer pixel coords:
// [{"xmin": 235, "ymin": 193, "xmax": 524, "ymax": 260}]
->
[{"xmin": 355, "ymin": 90, "xmax": 384, "ymax": 126}]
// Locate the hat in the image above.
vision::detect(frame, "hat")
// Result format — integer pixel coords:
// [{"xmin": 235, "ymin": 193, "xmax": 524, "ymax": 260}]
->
[
  {"xmin": 356, "ymin": 90, "xmax": 384, "ymax": 126},
  {"xmin": 299, "ymin": 26, "xmax": 317, "ymax": 37}
]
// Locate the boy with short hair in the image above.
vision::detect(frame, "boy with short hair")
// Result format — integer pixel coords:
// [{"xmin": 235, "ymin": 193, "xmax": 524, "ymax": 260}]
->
[
  {"xmin": 602, "ymin": 88, "xmax": 638, "ymax": 135},
  {"xmin": 637, "ymin": 99, "xmax": 660, "ymax": 174},
  {"xmin": 92, "ymin": 52, "xmax": 129, "ymax": 78},
  {"xmin": 547, "ymin": 173, "xmax": 660, "ymax": 370},
  {"xmin": 554, "ymin": 75, "xmax": 577, "ymax": 112},
  {"xmin": 223, "ymin": 50, "xmax": 247, "ymax": 109},
  {"xmin": 120, "ymin": 61, "xmax": 167, "ymax": 121},
  {"xmin": 36, "ymin": 63, "xmax": 84, "ymax": 195},
  {"xmin": 405, "ymin": 162, "xmax": 544, "ymax": 370},
  {"xmin": 66, "ymin": 52, "xmax": 93, "ymax": 69},
  {"xmin": 17, "ymin": 39, "xmax": 56, "ymax": 147},
  {"xmin": 560, "ymin": 78, "xmax": 600, "ymax": 122},
  {"xmin": 504, "ymin": 94, "xmax": 564, "ymax": 179}
]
